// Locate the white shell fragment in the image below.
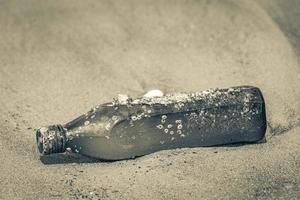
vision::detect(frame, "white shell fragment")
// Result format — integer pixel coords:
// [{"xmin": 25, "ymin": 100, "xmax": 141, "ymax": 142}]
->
[
  {"xmin": 143, "ymin": 89, "xmax": 164, "ymax": 98},
  {"xmin": 117, "ymin": 94, "xmax": 130, "ymax": 104}
]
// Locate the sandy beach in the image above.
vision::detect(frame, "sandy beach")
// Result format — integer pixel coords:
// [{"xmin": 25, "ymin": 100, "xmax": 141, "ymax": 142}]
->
[{"xmin": 0, "ymin": 0, "xmax": 299, "ymax": 199}]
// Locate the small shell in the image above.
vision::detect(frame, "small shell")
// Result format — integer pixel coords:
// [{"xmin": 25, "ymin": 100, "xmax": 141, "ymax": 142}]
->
[
  {"xmin": 117, "ymin": 94, "xmax": 129, "ymax": 104},
  {"xmin": 143, "ymin": 89, "xmax": 164, "ymax": 98},
  {"xmin": 167, "ymin": 124, "xmax": 173, "ymax": 128}
]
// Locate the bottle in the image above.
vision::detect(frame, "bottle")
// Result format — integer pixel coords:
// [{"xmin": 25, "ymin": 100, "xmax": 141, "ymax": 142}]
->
[{"xmin": 36, "ymin": 86, "xmax": 266, "ymax": 160}]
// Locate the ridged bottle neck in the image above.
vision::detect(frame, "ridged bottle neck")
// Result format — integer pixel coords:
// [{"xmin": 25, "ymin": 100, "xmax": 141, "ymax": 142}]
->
[{"xmin": 36, "ymin": 124, "xmax": 67, "ymax": 155}]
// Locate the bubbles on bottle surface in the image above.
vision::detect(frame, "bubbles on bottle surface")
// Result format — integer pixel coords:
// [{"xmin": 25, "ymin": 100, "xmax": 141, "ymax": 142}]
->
[
  {"xmin": 175, "ymin": 120, "xmax": 182, "ymax": 124},
  {"xmin": 105, "ymin": 124, "xmax": 111, "ymax": 131},
  {"xmin": 131, "ymin": 116, "xmax": 137, "ymax": 121},
  {"xmin": 156, "ymin": 124, "xmax": 163, "ymax": 129},
  {"xmin": 47, "ymin": 131, "xmax": 55, "ymax": 141},
  {"xmin": 66, "ymin": 147, "xmax": 71, "ymax": 152},
  {"xmin": 112, "ymin": 115, "xmax": 118, "ymax": 121}
]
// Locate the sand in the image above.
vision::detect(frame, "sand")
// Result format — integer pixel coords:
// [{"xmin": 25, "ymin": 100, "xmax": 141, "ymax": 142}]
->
[{"xmin": 0, "ymin": 0, "xmax": 299, "ymax": 199}]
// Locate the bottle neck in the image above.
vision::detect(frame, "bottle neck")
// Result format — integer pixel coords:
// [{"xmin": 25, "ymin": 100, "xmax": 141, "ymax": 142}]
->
[{"xmin": 36, "ymin": 124, "xmax": 67, "ymax": 155}]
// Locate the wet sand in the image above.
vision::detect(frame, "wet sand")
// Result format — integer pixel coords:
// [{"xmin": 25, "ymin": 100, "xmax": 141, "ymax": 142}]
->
[{"xmin": 0, "ymin": 0, "xmax": 299, "ymax": 199}]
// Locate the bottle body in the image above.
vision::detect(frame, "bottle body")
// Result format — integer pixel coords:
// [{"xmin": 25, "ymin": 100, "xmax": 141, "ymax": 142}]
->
[{"xmin": 36, "ymin": 86, "xmax": 266, "ymax": 160}]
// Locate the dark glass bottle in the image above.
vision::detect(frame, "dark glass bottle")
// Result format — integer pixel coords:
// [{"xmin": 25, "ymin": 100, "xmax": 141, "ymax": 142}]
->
[{"xmin": 36, "ymin": 86, "xmax": 266, "ymax": 160}]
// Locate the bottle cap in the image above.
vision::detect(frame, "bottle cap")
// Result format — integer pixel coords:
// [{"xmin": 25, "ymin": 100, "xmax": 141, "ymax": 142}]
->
[{"xmin": 36, "ymin": 125, "xmax": 67, "ymax": 155}]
